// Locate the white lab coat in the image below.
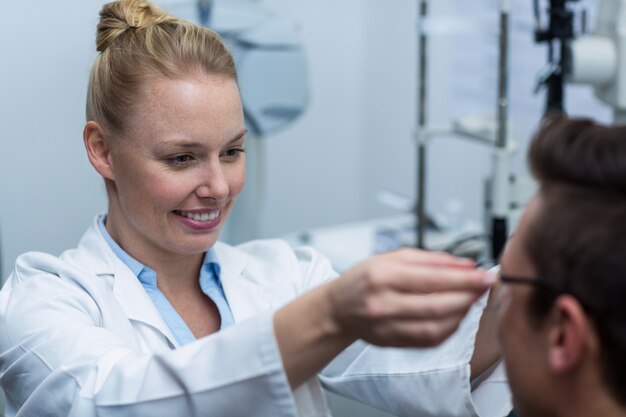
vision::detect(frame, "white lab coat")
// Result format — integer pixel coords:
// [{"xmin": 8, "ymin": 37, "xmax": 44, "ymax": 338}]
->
[{"xmin": 0, "ymin": 216, "xmax": 511, "ymax": 417}]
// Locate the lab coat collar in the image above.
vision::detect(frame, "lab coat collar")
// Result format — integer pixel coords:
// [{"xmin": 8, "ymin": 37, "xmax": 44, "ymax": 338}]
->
[
  {"xmin": 213, "ymin": 241, "xmax": 271, "ymax": 323},
  {"xmin": 69, "ymin": 216, "xmax": 118, "ymax": 276},
  {"xmin": 70, "ymin": 216, "xmax": 180, "ymax": 347},
  {"xmin": 69, "ymin": 216, "xmax": 270, "ymax": 346}
]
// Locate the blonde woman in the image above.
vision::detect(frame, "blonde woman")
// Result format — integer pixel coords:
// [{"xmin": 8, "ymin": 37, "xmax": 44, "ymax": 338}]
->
[{"xmin": 0, "ymin": 1, "xmax": 506, "ymax": 416}]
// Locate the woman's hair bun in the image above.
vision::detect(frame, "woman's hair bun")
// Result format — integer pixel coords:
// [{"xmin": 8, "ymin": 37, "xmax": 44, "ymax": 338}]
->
[{"xmin": 96, "ymin": 0, "xmax": 176, "ymax": 52}]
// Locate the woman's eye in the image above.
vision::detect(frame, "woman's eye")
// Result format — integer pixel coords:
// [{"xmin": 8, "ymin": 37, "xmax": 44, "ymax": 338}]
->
[
  {"xmin": 166, "ymin": 154, "xmax": 193, "ymax": 165},
  {"xmin": 223, "ymin": 148, "xmax": 245, "ymax": 159}
]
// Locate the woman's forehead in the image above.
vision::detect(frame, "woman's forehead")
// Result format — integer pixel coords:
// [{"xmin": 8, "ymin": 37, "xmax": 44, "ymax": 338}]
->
[{"xmin": 122, "ymin": 75, "xmax": 243, "ymax": 140}]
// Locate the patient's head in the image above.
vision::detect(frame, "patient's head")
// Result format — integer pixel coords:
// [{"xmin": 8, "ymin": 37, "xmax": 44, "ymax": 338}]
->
[{"xmin": 498, "ymin": 115, "xmax": 626, "ymax": 417}]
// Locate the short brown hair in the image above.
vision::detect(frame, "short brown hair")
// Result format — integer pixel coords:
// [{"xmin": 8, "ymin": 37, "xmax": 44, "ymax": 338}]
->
[{"xmin": 524, "ymin": 114, "xmax": 626, "ymax": 406}]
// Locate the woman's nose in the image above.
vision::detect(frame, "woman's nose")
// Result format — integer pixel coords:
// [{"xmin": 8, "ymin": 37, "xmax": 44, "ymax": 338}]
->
[{"xmin": 195, "ymin": 163, "xmax": 229, "ymax": 201}]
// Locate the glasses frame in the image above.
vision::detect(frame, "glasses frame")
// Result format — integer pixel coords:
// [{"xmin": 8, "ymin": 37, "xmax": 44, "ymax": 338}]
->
[
  {"xmin": 498, "ymin": 273, "xmax": 598, "ymax": 317},
  {"xmin": 499, "ymin": 274, "xmax": 561, "ymax": 294}
]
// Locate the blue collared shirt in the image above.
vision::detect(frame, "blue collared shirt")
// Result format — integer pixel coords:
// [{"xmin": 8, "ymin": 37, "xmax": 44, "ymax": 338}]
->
[{"xmin": 98, "ymin": 215, "xmax": 234, "ymax": 346}]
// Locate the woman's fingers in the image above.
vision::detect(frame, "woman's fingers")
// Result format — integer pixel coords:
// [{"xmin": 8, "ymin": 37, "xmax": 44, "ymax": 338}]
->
[
  {"xmin": 367, "ymin": 316, "xmax": 464, "ymax": 348},
  {"xmin": 329, "ymin": 248, "xmax": 497, "ymax": 349},
  {"xmin": 389, "ymin": 247, "xmax": 476, "ymax": 268},
  {"xmin": 363, "ymin": 290, "xmax": 480, "ymax": 321},
  {"xmin": 360, "ymin": 290, "xmax": 480, "ymax": 348},
  {"xmin": 364, "ymin": 261, "xmax": 494, "ymax": 294}
]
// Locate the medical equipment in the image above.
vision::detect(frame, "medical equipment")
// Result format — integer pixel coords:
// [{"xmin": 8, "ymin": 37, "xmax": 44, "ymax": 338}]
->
[
  {"xmin": 566, "ymin": 0, "xmax": 626, "ymax": 123},
  {"xmin": 204, "ymin": 0, "xmax": 308, "ymax": 136},
  {"xmin": 196, "ymin": 0, "xmax": 309, "ymax": 243},
  {"xmin": 416, "ymin": 0, "xmax": 429, "ymax": 249},
  {"xmin": 533, "ymin": 0, "xmax": 578, "ymax": 114},
  {"xmin": 532, "ymin": 0, "xmax": 626, "ymax": 122},
  {"xmin": 415, "ymin": 0, "xmax": 516, "ymax": 263},
  {"xmin": 491, "ymin": 0, "xmax": 512, "ymax": 262},
  {"xmin": 197, "ymin": 0, "xmax": 212, "ymax": 26}
]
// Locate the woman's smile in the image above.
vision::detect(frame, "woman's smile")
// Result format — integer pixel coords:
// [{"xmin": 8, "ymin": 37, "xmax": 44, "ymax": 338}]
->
[{"xmin": 173, "ymin": 208, "xmax": 223, "ymax": 231}]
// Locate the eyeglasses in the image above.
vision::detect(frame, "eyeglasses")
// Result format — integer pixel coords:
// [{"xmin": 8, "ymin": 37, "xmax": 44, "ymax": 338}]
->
[
  {"xmin": 495, "ymin": 273, "xmax": 596, "ymax": 316},
  {"xmin": 488, "ymin": 273, "xmax": 562, "ymax": 312},
  {"xmin": 499, "ymin": 274, "xmax": 561, "ymax": 294}
]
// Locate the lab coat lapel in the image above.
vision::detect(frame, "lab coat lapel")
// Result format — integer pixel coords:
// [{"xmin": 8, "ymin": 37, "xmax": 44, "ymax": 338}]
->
[
  {"xmin": 73, "ymin": 218, "xmax": 270, "ymax": 342},
  {"xmin": 214, "ymin": 242, "xmax": 271, "ymax": 323},
  {"xmin": 72, "ymin": 217, "xmax": 180, "ymax": 348},
  {"xmin": 111, "ymin": 258, "xmax": 180, "ymax": 348}
]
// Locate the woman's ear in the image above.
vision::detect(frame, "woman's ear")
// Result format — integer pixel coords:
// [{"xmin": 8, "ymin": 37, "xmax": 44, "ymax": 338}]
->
[
  {"xmin": 547, "ymin": 295, "xmax": 590, "ymax": 374},
  {"xmin": 83, "ymin": 121, "xmax": 115, "ymax": 180}
]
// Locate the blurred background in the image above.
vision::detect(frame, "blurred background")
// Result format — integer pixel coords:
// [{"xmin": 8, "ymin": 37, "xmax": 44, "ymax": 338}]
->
[{"xmin": 0, "ymin": 0, "xmax": 613, "ymax": 415}]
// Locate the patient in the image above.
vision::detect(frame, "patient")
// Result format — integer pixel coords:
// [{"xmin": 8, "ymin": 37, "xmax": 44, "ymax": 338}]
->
[{"xmin": 498, "ymin": 115, "xmax": 626, "ymax": 417}]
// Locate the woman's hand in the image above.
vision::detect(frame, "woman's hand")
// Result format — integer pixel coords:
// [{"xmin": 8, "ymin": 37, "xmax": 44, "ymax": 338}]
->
[
  {"xmin": 274, "ymin": 248, "xmax": 495, "ymax": 389},
  {"xmin": 327, "ymin": 248, "xmax": 494, "ymax": 347}
]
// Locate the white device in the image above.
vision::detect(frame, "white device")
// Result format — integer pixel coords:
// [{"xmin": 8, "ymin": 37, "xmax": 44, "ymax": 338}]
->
[
  {"xmin": 568, "ymin": 0, "xmax": 626, "ymax": 123},
  {"xmin": 196, "ymin": 0, "xmax": 309, "ymax": 243},
  {"xmin": 210, "ymin": 0, "xmax": 309, "ymax": 136}
]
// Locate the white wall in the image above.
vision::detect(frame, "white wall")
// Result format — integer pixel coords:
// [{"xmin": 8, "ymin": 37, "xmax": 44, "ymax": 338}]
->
[{"xmin": 0, "ymin": 0, "xmax": 108, "ymax": 280}]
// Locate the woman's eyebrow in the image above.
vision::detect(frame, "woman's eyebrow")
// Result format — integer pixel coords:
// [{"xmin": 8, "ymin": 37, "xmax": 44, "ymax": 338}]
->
[
  {"xmin": 157, "ymin": 129, "xmax": 248, "ymax": 149},
  {"xmin": 227, "ymin": 129, "xmax": 248, "ymax": 144}
]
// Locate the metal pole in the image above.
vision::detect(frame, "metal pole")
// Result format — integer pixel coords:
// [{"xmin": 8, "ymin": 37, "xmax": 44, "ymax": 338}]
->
[
  {"xmin": 416, "ymin": 0, "xmax": 428, "ymax": 249},
  {"xmin": 491, "ymin": 0, "xmax": 511, "ymax": 262},
  {"xmin": 497, "ymin": 4, "xmax": 510, "ymax": 149}
]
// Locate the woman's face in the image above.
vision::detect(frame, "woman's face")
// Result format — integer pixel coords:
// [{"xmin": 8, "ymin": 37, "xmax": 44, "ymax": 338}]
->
[{"xmin": 106, "ymin": 73, "xmax": 246, "ymax": 258}]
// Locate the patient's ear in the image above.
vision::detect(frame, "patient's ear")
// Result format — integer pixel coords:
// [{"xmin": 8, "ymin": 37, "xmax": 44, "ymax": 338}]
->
[
  {"xmin": 546, "ymin": 295, "xmax": 591, "ymax": 373},
  {"xmin": 83, "ymin": 121, "xmax": 115, "ymax": 180}
]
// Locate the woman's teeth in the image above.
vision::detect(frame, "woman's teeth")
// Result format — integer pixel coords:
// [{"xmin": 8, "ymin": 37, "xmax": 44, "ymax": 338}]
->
[{"xmin": 175, "ymin": 210, "xmax": 220, "ymax": 222}]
